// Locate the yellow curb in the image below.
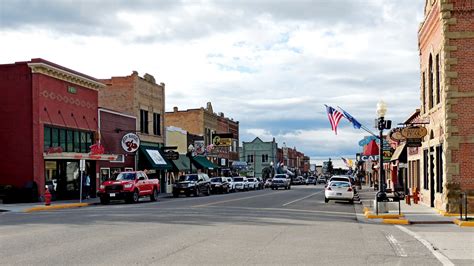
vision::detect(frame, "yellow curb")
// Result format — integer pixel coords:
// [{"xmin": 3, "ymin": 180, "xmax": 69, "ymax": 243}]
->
[
  {"xmin": 24, "ymin": 203, "xmax": 91, "ymax": 213},
  {"xmin": 383, "ymin": 219, "xmax": 410, "ymax": 225},
  {"xmin": 453, "ymin": 219, "xmax": 474, "ymax": 227},
  {"xmin": 363, "ymin": 207, "xmax": 370, "ymax": 214},
  {"xmin": 441, "ymin": 211, "xmax": 474, "ymax": 217},
  {"xmin": 365, "ymin": 212, "xmax": 405, "ymax": 219}
]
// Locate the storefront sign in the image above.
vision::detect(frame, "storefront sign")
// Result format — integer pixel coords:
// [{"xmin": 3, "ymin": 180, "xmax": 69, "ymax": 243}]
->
[
  {"xmin": 401, "ymin": 126, "xmax": 427, "ymax": 139},
  {"xmin": 145, "ymin": 149, "xmax": 167, "ymax": 165},
  {"xmin": 121, "ymin": 133, "xmax": 140, "ymax": 153},
  {"xmin": 89, "ymin": 143, "xmax": 105, "ymax": 155},
  {"xmin": 358, "ymin": 136, "xmax": 377, "ymax": 147},
  {"xmin": 194, "ymin": 140, "xmax": 205, "ymax": 155},
  {"xmin": 46, "ymin": 146, "xmax": 63, "ymax": 154},
  {"xmin": 406, "ymin": 138, "xmax": 422, "ymax": 147},
  {"xmin": 389, "ymin": 128, "xmax": 405, "ymax": 142},
  {"xmin": 212, "ymin": 136, "xmax": 232, "ymax": 146},
  {"xmin": 164, "ymin": 150, "xmax": 179, "ymax": 160},
  {"xmin": 360, "ymin": 155, "xmax": 379, "ymax": 161}
]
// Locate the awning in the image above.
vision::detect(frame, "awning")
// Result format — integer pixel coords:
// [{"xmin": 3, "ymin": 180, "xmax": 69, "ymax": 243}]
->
[
  {"xmin": 192, "ymin": 156, "xmax": 219, "ymax": 170},
  {"xmin": 170, "ymin": 154, "xmax": 193, "ymax": 171},
  {"xmin": 390, "ymin": 143, "xmax": 407, "ymax": 163},
  {"xmin": 139, "ymin": 146, "xmax": 172, "ymax": 170}
]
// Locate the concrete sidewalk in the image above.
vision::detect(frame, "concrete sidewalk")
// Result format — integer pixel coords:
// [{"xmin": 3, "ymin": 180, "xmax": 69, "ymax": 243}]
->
[
  {"xmin": 0, "ymin": 193, "xmax": 173, "ymax": 213},
  {"xmin": 357, "ymin": 186, "xmax": 471, "ymax": 225}
]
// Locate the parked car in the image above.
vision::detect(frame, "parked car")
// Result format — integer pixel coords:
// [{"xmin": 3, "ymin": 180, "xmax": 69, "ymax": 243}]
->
[
  {"xmin": 317, "ymin": 176, "xmax": 327, "ymax": 184},
  {"xmin": 172, "ymin": 173, "xmax": 211, "ymax": 197},
  {"xmin": 210, "ymin": 177, "xmax": 230, "ymax": 194},
  {"xmin": 264, "ymin": 178, "xmax": 272, "ymax": 188},
  {"xmin": 271, "ymin": 174, "xmax": 291, "ymax": 190},
  {"xmin": 233, "ymin": 176, "xmax": 249, "ymax": 191},
  {"xmin": 247, "ymin": 178, "xmax": 258, "ymax": 190},
  {"xmin": 97, "ymin": 171, "xmax": 160, "ymax": 204},
  {"xmin": 226, "ymin": 177, "xmax": 236, "ymax": 192},
  {"xmin": 324, "ymin": 181, "xmax": 354, "ymax": 203},
  {"xmin": 328, "ymin": 175, "xmax": 356, "ymax": 192},
  {"xmin": 292, "ymin": 176, "xmax": 305, "ymax": 185},
  {"xmin": 305, "ymin": 176, "xmax": 317, "ymax": 185}
]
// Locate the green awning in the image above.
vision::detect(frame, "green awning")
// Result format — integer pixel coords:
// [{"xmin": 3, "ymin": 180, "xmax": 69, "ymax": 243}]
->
[
  {"xmin": 192, "ymin": 156, "xmax": 219, "ymax": 170},
  {"xmin": 171, "ymin": 154, "xmax": 193, "ymax": 171},
  {"xmin": 139, "ymin": 145, "xmax": 172, "ymax": 170}
]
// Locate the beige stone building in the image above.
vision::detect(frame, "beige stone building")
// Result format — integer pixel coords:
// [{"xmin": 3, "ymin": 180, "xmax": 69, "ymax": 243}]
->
[{"xmin": 418, "ymin": 0, "xmax": 474, "ymax": 211}]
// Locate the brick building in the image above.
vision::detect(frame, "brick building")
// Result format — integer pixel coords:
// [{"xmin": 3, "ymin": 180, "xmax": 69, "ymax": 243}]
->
[
  {"xmin": 0, "ymin": 58, "xmax": 106, "ymax": 202},
  {"xmin": 99, "ymin": 72, "xmax": 172, "ymax": 192},
  {"xmin": 418, "ymin": 0, "xmax": 474, "ymax": 211},
  {"xmin": 165, "ymin": 102, "xmax": 239, "ymax": 170}
]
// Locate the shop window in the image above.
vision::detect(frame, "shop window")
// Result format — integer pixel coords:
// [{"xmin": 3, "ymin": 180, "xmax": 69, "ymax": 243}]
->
[
  {"xmin": 52, "ymin": 128, "xmax": 59, "ymax": 147},
  {"xmin": 86, "ymin": 132, "xmax": 92, "ymax": 152},
  {"xmin": 80, "ymin": 132, "xmax": 87, "ymax": 153},
  {"xmin": 436, "ymin": 145, "xmax": 443, "ymax": 193},
  {"xmin": 140, "ymin": 109, "xmax": 149, "ymax": 134},
  {"xmin": 423, "ymin": 149, "xmax": 429, "ymax": 190},
  {"xmin": 153, "ymin": 113, "xmax": 161, "ymax": 136},
  {"xmin": 44, "ymin": 126, "xmax": 51, "ymax": 150}
]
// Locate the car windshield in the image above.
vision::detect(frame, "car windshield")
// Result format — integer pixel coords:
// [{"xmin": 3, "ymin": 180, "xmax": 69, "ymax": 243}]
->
[
  {"xmin": 179, "ymin": 175, "xmax": 198, "ymax": 182},
  {"xmin": 114, "ymin": 172, "xmax": 136, "ymax": 181},
  {"xmin": 211, "ymin": 178, "xmax": 222, "ymax": 182},
  {"xmin": 274, "ymin": 175, "xmax": 286, "ymax": 179},
  {"xmin": 331, "ymin": 177, "xmax": 350, "ymax": 182},
  {"xmin": 234, "ymin": 177, "xmax": 243, "ymax": 182},
  {"xmin": 330, "ymin": 182, "xmax": 350, "ymax": 188},
  {"xmin": 248, "ymin": 178, "xmax": 254, "ymax": 181}
]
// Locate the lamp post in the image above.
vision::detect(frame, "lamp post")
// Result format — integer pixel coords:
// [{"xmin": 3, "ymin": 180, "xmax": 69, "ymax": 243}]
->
[
  {"xmin": 187, "ymin": 144, "xmax": 195, "ymax": 174},
  {"xmin": 375, "ymin": 100, "xmax": 391, "ymax": 213},
  {"xmin": 270, "ymin": 161, "xmax": 274, "ymax": 178}
]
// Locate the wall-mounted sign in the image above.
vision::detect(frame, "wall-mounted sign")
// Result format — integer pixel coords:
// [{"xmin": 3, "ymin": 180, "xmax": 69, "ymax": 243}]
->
[
  {"xmin": 212, "ymin": 136, "xmax": 232, "ymax": 146},
  {"xmin": 360, "ymin": 155, "xmax": 379, "ymax": 161},
  {"xmin": 194, "ymin": 140, "xmax": 205, "ymax": 155},
  {"xmin": 406, "ymin": 138, "xmax": 422, "ymax": 147},
  {"xmin": 164, "ymin": 150, "xmax": 179, "ymax": 160},
  {"xmin": 389, "ymin": 128, "xmax": 405, "ymax": 142},
  {"xmin": 121, "ymin": 133, "xmax": 140, "ymax": 152},
  {"xmin": 358, "ymin": 136, "xmax": 378, "ymax": 147},
  {"xmin": 146, "ymin": 149, "xmax": 167, "ymax": 165},
  {"xmin": 401, "ymin": 126, "xmax": 427, "ymax": 139},
  {"xmin": 89, "ymin": 143, "xmax": 105, "ymax": 155}
]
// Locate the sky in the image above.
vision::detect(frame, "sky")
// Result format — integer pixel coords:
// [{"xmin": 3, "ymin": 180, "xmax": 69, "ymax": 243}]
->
[{"xmin": 0, "ymin": 0, "xmax": 426, "ymax": 168}]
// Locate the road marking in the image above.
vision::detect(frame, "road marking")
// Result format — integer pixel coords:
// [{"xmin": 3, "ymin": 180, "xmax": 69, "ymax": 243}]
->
[
  {"xmin": 192, "ymin": 190, "xmax": 290, "ymax": 207},
  {"xmin": 282, "ymin": 190, "xmax": 323, "ymax": 206},
  {"xmin": 395, "ymin": 225, "xmax": 454, "ymax": 266},
  {"xmin": 385, "ymin": 233, "xmax": 408, "ymax": 257},
  {"xmin": 206, "ymin": 206, "xmax": 356, "ymax": 217}
]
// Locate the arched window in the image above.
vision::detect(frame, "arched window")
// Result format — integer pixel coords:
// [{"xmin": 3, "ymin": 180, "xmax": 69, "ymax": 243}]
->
[
  {"xmin": 435, "ymin": 54, "xmax": 441, "ymax": 104},
  {"xmin": 428, "ymin": 54, "xmax": 434, "ymax": 109}
]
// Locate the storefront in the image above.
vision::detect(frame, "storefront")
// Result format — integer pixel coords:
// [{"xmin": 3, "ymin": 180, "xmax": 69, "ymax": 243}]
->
[{"xmin": 138, "ymin": 144, "xmax": 173, "ymax": 193}]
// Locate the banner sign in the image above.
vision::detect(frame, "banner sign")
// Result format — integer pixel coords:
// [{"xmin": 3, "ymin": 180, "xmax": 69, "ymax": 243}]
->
[
  {"xmin": 194, "ymin": 140, "xmax": 206, "ymax": 155},
  {"xmin": 121, "ymin": 133, "xmax": 140, "ymax": 153}
]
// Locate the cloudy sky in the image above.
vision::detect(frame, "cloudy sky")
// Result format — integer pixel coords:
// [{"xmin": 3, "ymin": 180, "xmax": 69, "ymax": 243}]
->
[{"xmin": 1, "ymin": 0, "xmax": 425, "ymax": 167}]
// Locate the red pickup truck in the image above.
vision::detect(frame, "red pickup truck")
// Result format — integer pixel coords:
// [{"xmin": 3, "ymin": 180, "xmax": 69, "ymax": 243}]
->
[{"xmin": 97, "ymin": 171, "xmax": 160, "ymax": 204}]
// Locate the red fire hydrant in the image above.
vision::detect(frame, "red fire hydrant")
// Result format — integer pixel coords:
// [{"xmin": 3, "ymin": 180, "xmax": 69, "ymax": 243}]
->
[{"xmin": 44, "ymin": 187, "xmax": 51, "ymax": 206}]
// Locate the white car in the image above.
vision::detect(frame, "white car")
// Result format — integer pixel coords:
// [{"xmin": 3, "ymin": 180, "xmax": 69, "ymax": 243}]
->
[
  {"xmin": 233, "ymin": 177, "xmax": 249, "ymax": 191},
  {"xmin": 226, "ymin": 177, "xmax": 236, "ymax": 192},
  {"xmin": 246, "ymin": 178, "xmax": 258, "ymax": 190},
  {"xmin": 324, "ymin": 181, "xmax": 354, "ymax": 203}
]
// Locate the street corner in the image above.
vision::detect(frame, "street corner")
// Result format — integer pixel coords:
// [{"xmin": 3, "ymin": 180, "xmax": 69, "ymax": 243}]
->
[
  {"xmin": 453, "ymin": 219, "xmax": 474, "ymax": 227},
  {"xmin": 24, "ymin": 203, "xmax": 91, "ymax": 213}
]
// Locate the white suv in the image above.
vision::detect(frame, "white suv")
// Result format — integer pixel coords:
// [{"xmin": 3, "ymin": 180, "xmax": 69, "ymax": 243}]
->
[
  {"xmin": 226, "ymin": 177, "xmax": 236, "ymax": 192},
  {"xmin": 246, "ymin": 178, "xmax": 258, "ymax": 190},
  {"xmin": 233, "ymin": 176, "xmax": 249, "ymax": 191}
]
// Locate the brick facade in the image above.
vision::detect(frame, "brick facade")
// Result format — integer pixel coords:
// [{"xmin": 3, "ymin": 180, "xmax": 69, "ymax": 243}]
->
[{"xmin": 418, "ymin": 0, "xmax": 474, "ymax": 211}]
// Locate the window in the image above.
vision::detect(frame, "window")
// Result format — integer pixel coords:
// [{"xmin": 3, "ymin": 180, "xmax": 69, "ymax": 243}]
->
[
  {"xmin": 423, "ymin": 149, "xmax": 429, "ymax": 190},
  {"xmin": 66, "ymin": 130, "xmax": 73, "ymax": 152},
  {"xmin": 140, "ymin": 109, "xmax": 149, "ymax": 134},
  {"xmin": 436, "ymin": 145, "xmax": 443, "ymax": 193},
  {"xmin": 435, "ymin": 54, "xmax": 441, "ymax": 105},
  {"xmin": 52, "ymin": 128, "xmax": 59, "ymax": 148},
  {"xmin": 247, "ymin": 155, "xmax": 254, "ymax": 163},
  {"xmin": 80, "ymin": 132, "xmax": 87, "ymax": 152},
  {"xmin": 44, "ymin": 126, "xmax": 93, "ymax": 153},
  {"xmin": 428, "ymin": 55, "xmax": 434, "ymax": 109},
  {"xmin": 59, "ymin": 129, "xmax": 66, "ymax": 151},
  {"xmin": 44, "ymin": 127, "xmax": 51, "ymax": 150},
  {"xmin": 422, "ymin": 72, "xmax": 426, "ymax": 112},
  {"xmin": 153, "ymin": 113, "xmax": 161, "ymax": 136},
  {"xmin": 74, "ymin": 131, "xmax": 80, "ymax": 152},
  {"xmin": 262, "ymin": 154, "xmax": 269, "ymax": 163}
]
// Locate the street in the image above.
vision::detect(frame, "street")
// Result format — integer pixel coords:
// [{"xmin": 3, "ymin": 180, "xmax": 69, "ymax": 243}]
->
[{"xmin": 0, "ymin": 185, "xmax": 445, "ymax": 265}]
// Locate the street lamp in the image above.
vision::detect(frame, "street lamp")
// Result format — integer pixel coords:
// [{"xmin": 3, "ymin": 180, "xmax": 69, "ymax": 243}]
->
[
  {"xmin": 375, "ymin": 100, "xmax": 391, "ymax": 213},
  {"xmin": 270, "ymin": 161, "xmax": 274, "ymax": 178},
  {"xmin": 187, "ymin": 144, "xmax": 195, "ymax": 174}
]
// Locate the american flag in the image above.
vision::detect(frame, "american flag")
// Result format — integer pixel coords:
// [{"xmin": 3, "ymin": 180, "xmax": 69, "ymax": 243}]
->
[{"xmin": 325, "ymin": 105, "xmax": 343, "ymax": 135}]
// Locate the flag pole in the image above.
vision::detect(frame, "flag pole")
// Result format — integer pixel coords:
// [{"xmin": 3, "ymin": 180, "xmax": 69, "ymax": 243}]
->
[{"xmin": 337, "ymin": 106, "xmax": 379, "ymax": 138}]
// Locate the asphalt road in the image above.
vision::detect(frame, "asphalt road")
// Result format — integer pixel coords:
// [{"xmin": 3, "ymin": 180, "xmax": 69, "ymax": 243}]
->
[{"xmin": 0, "ymin": 185, "xmax": 442, "ymax": 265}]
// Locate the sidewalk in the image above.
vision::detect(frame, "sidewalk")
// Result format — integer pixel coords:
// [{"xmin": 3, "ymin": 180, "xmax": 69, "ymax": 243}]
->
[
  {"xmin": 0, "ymin": 193, "xmax": 173, "ymax": 213},
  {"xmin": 357, "ymin": 185, "xmax": 469, "ymax": 225}
]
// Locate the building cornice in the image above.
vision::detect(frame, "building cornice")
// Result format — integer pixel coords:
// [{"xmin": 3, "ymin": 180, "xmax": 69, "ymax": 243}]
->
[{"xmin": 28, "ymin": 62, "xmax": 105, "ymax": 91}]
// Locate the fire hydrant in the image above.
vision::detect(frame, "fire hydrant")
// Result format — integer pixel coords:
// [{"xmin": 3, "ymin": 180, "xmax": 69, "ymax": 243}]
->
[
  {"xmin": 44, "ymin": 187, "xmax": 51, "ymax": 206},
  {"xmin": 413, "ymin": 188, "xmax": 420, "ymax": 204}
]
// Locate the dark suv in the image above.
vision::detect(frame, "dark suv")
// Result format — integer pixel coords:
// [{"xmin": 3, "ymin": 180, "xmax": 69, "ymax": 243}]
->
[
  {"xmin": 210, "ymin": 177, "xmax": 230, "ymax": 194},
  {"xmin": 173, "ymin": 173, "xmax": 211, "ymax": 197}
]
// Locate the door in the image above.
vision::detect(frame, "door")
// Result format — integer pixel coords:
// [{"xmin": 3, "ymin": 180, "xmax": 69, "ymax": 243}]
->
[{"xmin": 429, "ymin": 147, "xmax": 435, "ymax": 207}]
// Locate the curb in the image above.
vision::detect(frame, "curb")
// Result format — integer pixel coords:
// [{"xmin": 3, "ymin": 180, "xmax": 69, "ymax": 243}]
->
[
  {"xmin": 383, "ymin": 218, "xmax": 410, "ymax": 225},
  {"xmin": 365, "ymin": 212, "xmax": 404, "ymax": 219},
  {"xmin": 24, "ymin": 203, "xmax": 91, "ymax": 213},
  {"xmin": 436, "ymin": 209, "xmax": 474, "ymax": 217},
  {"xmin": 453, "ymin": 219, "xmax": 474, "ymax": 227}
]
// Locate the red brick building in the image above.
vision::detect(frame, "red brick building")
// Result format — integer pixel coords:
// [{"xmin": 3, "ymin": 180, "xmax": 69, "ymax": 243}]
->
[
  {"xmin": 418, "ymin": 0, "xmax": 474, "ymax": 211},
  {"xmin": 0, "ymin": 59, "xmax": 105, "ymax": 202}
]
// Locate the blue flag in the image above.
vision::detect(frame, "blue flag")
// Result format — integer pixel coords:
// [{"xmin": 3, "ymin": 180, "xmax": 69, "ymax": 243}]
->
[{"xmin": 339, "ymin": 107, "xmax": 362, "ymax": 129}]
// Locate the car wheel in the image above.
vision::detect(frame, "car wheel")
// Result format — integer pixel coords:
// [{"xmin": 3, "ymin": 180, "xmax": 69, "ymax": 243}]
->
[
  {"xmin": 150, "ymin": 188, "xmax": 158, "ymax": 202},
  {"xmin": 195, "ymin": 187, "xmax": 200, "ymax": 197},
  {"xmin": 100, "ymin": 197, "xmax": 109, "ymax": 205},
  {"xmin": 132, "ymin": 190, "xmax": 139, "ymax": 203},
  {"xmin": 325, "ymin": 197, "xmax": 329, "ymax": 203}
]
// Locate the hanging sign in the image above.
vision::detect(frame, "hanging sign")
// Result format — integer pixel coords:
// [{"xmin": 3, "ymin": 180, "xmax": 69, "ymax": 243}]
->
[
  {"xmin": 389, "ymin": 128, "xmax": 405, "ymax": 142},
  {"xmin": 121, "ymin": 133, "xmax": 140, "ymax": 153},
  {"xmin": 401, "ymin": 126, "xmax": 428, "ymax": 139}
]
